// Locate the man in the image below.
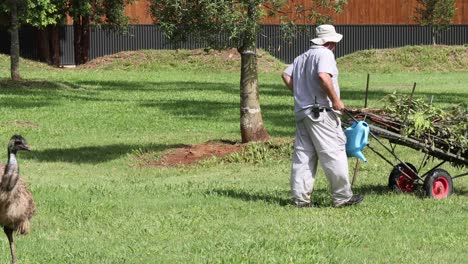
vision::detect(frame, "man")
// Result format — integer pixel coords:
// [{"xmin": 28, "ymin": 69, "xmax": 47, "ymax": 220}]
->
[{"xmin": 281, "ymin": 24, "xmax": 364, "ymax": 208}]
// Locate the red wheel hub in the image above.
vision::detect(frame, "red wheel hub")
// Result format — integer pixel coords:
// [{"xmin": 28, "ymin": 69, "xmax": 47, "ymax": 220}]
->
[
  {"xmin": 397, "ymin": 168, "xmax": 417, "ymax": 192},
  {"xmin": 432, "ymin": 177, "xmax": 450, "ymax": 199}
]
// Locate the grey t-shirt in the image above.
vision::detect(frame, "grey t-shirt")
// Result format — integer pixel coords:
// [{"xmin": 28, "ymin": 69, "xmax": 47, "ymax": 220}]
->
[{"xmin": 284, "ymin": 45, "xmax": 339, "ymax": 120}]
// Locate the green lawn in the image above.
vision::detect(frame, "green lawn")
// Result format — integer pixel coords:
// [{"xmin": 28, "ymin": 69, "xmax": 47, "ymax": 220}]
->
[{"xmin": 0, "ymin": 51, "xmax": 467, "ymax": 263}]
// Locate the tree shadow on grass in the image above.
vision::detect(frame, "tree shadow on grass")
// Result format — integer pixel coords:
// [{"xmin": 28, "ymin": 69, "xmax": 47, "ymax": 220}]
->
[
  {"xmin": 207, "ymin": 188, "xmax": 292, "ymax": 206},
  {"xmin": 76, "ymin": 80, "xmax": 240, "ymax": 95},
  {"xmin": 1, "ymin": 78, "xmax": 465, "ymax": 138},
  {"xmin": 262, "ymin": 84, "xmax": 467, "ymax": 137},
  {"xmin": 0, "ymin": 79, "xmax": 81, "ymax": 90},
  {"xmin": 352, "ymin": 184, "xmax": 392, "ymax": 196},
  {"xmin": 207, "ymin": 187, "xmax": 337, "ymax": 207},
  {"xmin": 263, "ymin": 83, "xmax": 467, "ymax": 106},
  {"xmin": 454, "ymin": 189, "xmax": 468, "ymax": 198},
  {"xmin": 339, "ymin": 88, "xmax": 467, "ymax": 107},
  {"xmin": 22, "ymin": 143, "xmax": 185, "ymax": 164},
  {"xmin": 141, "ymin": 99, "xmax": 239, "ymax": 122},
  {"xmin": 0, "ymin": 97, "xmax": 54, "ymax": 109},
  {"xmin": 353, "ymin": 183, "xmax": 468, "ymax": 198}
]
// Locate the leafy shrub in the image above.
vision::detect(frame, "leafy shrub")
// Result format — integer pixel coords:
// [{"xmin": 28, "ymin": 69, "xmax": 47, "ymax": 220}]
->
[{"xmin": 383, "ymin": 93, "xmax": 467, "ymax": 157}]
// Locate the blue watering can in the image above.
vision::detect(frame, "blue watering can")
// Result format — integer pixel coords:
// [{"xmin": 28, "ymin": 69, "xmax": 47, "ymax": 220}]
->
[{"xmin": 345, "ymin": 121, "xmax": 369, "ymax": 162}]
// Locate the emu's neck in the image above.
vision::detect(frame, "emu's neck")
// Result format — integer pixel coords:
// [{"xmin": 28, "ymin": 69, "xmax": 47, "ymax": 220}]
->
[{"xmin": 1, "ymin": 150, "xmax": 19, "ymax": 191}]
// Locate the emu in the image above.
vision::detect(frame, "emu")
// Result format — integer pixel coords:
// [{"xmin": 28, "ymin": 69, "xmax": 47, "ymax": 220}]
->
[{"xmin": 0, "ymin": 135, "xmax": 35, "ymax": 264}]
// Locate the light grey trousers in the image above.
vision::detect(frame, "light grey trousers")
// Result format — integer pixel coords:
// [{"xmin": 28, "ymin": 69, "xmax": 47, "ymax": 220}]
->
[{"xmin": 291, "ymin": 111, "xmax": 353, "ymax": 206}]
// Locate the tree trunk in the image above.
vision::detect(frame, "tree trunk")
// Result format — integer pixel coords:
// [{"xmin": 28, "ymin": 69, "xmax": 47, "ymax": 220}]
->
[
  {"xmin": 9, "ymin": 0, "xmax": 20, "ymax": 81},
  {"xmin": 431, "ymin": 27, "xmax": 437, "ymax": 45},
  {"xmin": 238, "ymin": 4, "xmax": 270, "ymax": 143},
  {"xmin": 73, "ymin": 17, "xmax": 82, "ymax": 65},
  {"xmin": 82, "ymin": 16, "xmax": 90, "ymax": 63},
  {"xmin": 49, "ymin": 24, "xmax": 61, "ymax": 67},
  {"xmin": 73, "ymin": 15, "xmax": 90, "ymax": 65},
  {"xmin": 37, "ymin": 28, "xmax": 51, "ymax": 64}
]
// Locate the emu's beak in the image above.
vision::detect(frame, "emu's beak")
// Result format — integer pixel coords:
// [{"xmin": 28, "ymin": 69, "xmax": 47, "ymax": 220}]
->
[{"xmin": 19, "ymin": 144, "xmax": 31, "ymax": 151}]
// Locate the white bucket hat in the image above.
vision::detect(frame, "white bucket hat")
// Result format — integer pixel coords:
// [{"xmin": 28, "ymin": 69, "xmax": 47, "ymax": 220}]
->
[{"xmin": 311, "ymin": 24, "xmax": 343, "ymax": 45}]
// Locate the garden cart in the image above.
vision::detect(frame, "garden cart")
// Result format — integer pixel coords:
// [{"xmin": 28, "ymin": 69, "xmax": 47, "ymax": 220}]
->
[{"xmin": 345, "ymin": 109, "xmax": 467, "ymax": 199}]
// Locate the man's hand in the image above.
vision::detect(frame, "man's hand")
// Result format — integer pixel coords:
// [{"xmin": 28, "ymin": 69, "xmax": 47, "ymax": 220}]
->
[{"xmin": 331, "ymin": 99, "xmax": 345, "ymax": 111}]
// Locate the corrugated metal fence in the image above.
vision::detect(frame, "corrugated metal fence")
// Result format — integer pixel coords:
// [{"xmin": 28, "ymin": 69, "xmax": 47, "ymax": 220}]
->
[
  {"xmin": 0, "ymin": 25, "xmax": 38, "ymax": 60},
  {"xmin": 261, "ymin": 25, "xmax": 468, "ymax": 64},
  {"xmin": 1, "ymin": 24, "xmax": 467, "ymax": 65}
]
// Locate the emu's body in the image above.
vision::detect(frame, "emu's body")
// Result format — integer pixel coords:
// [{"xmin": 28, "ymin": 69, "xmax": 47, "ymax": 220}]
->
[
  {"xmin": 0, "ymin": 135, "xmax": 35, "ymax": 264},
  {"xmin": 0, "ymin": 173, "xmax": 36, "ymax": 234}
]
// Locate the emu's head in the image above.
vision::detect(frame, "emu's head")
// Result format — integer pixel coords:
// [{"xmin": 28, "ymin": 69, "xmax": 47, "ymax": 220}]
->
[{"xmin": 8, "ymin": 135, "xmax": 30, "ymax": 154}]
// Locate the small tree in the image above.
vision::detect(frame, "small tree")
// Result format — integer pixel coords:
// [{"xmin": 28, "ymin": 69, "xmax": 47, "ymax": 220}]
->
[
  {"xmin": 8, "ymin": 0, "xmax": 21, "ymax": 80},
  {"xmin": 1, "ymin": 1, "xmax": 134, "ymax": 69},
  {"xmin": 34, "ymin": 0, "xmax": 67, "ymax": 67},
  {"xmin": 414, "ymin": 0, "xmax": 456, "ymax": 45},
  {"xmin": 149, "ymin": 0, "xmax": 347, "ymax": 143},
  {"xmin": 69, "ymin": 0, "xmax": 134, "ymax": 65},
  {"xmin": 1, "ymin": 0, "xmax": 65, "ymax": 79}
]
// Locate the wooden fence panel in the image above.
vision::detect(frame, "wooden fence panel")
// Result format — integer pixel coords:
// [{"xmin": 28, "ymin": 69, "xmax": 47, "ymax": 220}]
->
[
  {"xmin": 76, "ymin": 0, "xmax": 468, "ymax": 25},
  {"xmin": 262, "ymin": 0, "xmax": 468, "ymax": 25}
]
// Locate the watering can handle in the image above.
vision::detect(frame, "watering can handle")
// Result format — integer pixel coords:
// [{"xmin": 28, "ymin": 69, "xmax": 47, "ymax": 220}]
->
[{"xmin": 343, "ymin": 110, "xmax": 359, "ymax": 123}]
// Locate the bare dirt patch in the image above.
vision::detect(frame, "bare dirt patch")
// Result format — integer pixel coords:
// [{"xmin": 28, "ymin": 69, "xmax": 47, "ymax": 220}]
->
[
  {"xmin": 13, "ymin": 120, "xmax": 40, "ymax": 128},
  {"xmin": 147, "ymin": 140, "xmax": 243, "ymax": 167}
]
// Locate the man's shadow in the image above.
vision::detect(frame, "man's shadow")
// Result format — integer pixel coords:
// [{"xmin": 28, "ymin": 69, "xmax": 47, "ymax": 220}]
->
[
  {"xmin": 206, "ymin": 188, "xmax": 292, "ymax": 206},
  {"xmin": 206, "ymin": 188, "xmax": 334, "ymax": 207}
]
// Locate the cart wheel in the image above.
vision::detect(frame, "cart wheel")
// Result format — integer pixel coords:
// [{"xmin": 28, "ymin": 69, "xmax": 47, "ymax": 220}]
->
[
  {"xmin": 388, "ymin": 163, "xmax": 418, "ymax": 192},
  {"xmin": 423, "ymin": 169, "xmax": 453, "ymax": 199}
]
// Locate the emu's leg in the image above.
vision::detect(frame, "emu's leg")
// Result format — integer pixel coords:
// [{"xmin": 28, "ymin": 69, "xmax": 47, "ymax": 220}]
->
[{"xmin": 4, "ymin": 226, "xmax": 17, "ymax": 264}]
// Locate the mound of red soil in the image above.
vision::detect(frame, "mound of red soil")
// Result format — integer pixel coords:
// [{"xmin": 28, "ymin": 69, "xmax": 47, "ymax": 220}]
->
[{"xmin": 151, "ymin": 141, "xmax": 242, "ymax": 166}]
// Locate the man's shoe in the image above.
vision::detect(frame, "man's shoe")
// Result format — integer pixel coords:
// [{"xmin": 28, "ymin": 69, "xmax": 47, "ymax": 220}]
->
[{"xmin": 335, "ymin": 195, "xmax": 364, "ymax": 208}]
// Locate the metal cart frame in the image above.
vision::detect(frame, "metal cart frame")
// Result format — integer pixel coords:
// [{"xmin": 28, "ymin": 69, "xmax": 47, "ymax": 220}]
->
[{"xmin": 346, "ymin": 111, "xmax": 467, "ymax": 198}]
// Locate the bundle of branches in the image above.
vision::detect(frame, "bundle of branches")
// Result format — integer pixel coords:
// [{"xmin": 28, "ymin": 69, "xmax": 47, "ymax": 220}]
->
[{"xmin": 348, "ymin": 93, "xmax": 467, "ymax": 166}]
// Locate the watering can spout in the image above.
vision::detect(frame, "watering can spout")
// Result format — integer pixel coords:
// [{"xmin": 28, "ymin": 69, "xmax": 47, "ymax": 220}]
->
[
  {"xmin": 353, "ymin": 150, "xmax": 367, "ymax": 163},
  {"xmin": 345, "ymin": 121, "xmax": 370, "ymax": 162}
]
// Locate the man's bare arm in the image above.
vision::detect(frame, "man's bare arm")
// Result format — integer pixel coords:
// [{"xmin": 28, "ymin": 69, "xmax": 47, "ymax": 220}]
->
[
  {"xmin": 281, "ymin": 72, "xmax": 293, "ymax": 92},
  {"xmin": 318, "ymin": 72, "xmax": 344, "ymax": 110}
]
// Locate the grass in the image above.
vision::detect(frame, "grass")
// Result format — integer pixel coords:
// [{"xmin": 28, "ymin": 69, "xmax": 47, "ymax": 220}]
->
[
  {"xmin": 0, "ymin": 46, "xmax": 467, "ymax": 263},
  {"xmin": 337, "ymin": 45, "xmax": 468, "ymax": 73}
]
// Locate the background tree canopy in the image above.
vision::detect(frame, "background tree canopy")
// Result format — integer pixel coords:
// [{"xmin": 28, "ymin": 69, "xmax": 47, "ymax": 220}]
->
[
  {"xmin": 414, "ymin": 0, "xmax": 456, "ymax": 45},
  {"xmin": 148, "ymin": 0, "xmax": 347, "ymax": 142}
]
